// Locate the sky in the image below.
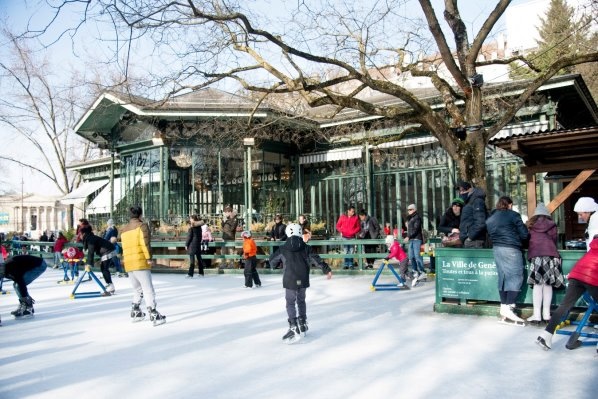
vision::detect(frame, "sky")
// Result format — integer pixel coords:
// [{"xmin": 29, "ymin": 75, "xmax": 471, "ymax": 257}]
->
[
  {"xmin": 1, "ymin": 268, "xmax": 597, "ymax": 399},
  {"xmin": 0, "ymin": 0, "xmax": 591, "ymax": 196}
]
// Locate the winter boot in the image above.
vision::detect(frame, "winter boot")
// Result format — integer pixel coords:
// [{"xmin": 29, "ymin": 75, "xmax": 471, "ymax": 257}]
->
[
  {"xmin": 500, "ymin": 304, "xmax": 524, "ymax": 323},
  {"xmin": 282, "ymin": 318, "xmax": 301, "ymax": 344},
  {"xmin": 297, "ymin": 316, "xmax": 308, "ymax": 337},
  {"xmin": 536, "ymin": 330, "xmax": 553, "ymax": 350},
  {"xmin": 131, "ymin": 303, "xmax": 146, "ymax": 322},
  {"xmin": 13, "ymin": 296, "xmax": 35, "ymax": 319},
  {"xmin": 148, "ymin": 307, "xmax": 166, "ymax": 326}
]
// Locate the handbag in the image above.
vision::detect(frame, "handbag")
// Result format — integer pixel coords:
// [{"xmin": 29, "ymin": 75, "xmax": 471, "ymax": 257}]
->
[{"xmin": 441, "ymin": 232, "xmax": 462, "ymax": 247}]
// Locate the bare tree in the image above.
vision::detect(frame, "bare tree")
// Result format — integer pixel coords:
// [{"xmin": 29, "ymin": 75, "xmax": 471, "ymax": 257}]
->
[
  {"xmin": 0, "ymin": 29, "xmax": 95, "ymax": 226},
  {"xmin": 25, "ymin": 0, "xmax": 598, "ymax": 189}
]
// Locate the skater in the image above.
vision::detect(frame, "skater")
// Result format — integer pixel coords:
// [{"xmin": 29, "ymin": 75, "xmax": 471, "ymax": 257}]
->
[
  {"xmin": 384, "ymin": 235, "xmax": 410, "ymax": 288},
  {"xmin": 185, "ymin": 214, "xmax": 204, "ymax": 278},
  {"xmin": 80, "ymin": 225, "xmax": 117, "ymax": 294},
  {"xmin": 61, "ymin": 246, "xmax": 84, "ymax": 282},
  {"xmin": 404, "ymin": 203, "xmax": 425, "ymax": 286},
  {"xmin": 269, "ymin": 223, "xmax": 332, "ymax": 344},
  {"xmin": 536, "ymin": 237, "xmax": 598, "ymax": 352},
  {"xmin": 201, "ymin": 223, "xmax": 214, "ymax": 270},
  {"xmin": 52, "ymin": 231, "xmax": 68, "ymax": 269},
  {"xmin": 573, "ymin": 197, "xmax": 598, "ymax": 251},
  {"xmin": 241, "ymin": 231, "xmax": 261, "ymax": 288},
  {"xmin": 526, "ymin": 203, "xmax": 564, "ymax": 324},
  {"xmin": 486, "ymin": 196, "xmax": 529, "ymax": 324},
  {"xmin": 0, "ymin": 255, "xmax": 48, "ymax": 320},
  {"xmin": 120, "ymin": 205, "xmax": 166, "ymax": 326},
  {"xmin": 109, "ymin": 237, "xmax": 127, "ymax": 277}
]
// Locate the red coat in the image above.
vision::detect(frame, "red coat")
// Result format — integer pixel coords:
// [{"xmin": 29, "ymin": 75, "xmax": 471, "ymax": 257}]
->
[
  {"xmin": 387, "ymin": 240, "xmax": 407, "ymax": 262},
  {"xmin": 53, "ymin": 236, "xmax": 68, "ymax": 253},
  {"xmin": 568, "ymin": 238, "xmax": 598, "ymax": 287},
  {"xmin": 336, "ymin": 214, "xmax": 360, "ymax": 238}
]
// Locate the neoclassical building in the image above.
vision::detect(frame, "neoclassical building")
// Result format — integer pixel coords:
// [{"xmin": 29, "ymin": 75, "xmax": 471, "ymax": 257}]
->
[
  {"xmin": 0, "ymin": 193, "xmax": 69, "ymax": 237},
  {"xmin": 68, "ymin": 74, "xmax": 597, "ymax": 244}
]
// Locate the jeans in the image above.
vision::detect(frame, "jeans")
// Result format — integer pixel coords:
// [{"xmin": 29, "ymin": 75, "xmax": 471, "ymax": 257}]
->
[
  {"xmin": 408, "ymin": 239, "xmax": 424, "ymax": 273},
  {"xmin": 342, "ymin": 237, "xmax": 355, "ymax": 268},
  {"xmin": 14, "ymin": 260, "xmax": 48, "ymax": 299},
  {"xmin": 493, "ymin": 245, "xmax": 524, "ymax": 293}
]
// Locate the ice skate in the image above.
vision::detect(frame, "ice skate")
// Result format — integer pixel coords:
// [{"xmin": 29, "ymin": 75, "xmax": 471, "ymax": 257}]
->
[
  {"xmin": 13, "ymin": 296, "xmax": 35, "ymax": 319},
  {"xmin": 499, "ymin": 304, "xmax": 526, "ymax": 326},
  {"xmin": 411, "ymin": 271, "xmax": 425, "ymax": 287},
  {"xmin": 536, "ymin": 331, "xmax": 552, "ymax": 350},
  {"xmin": 131, "ymin": 303, "xmax": 146, "ymax": 322},
  {"xmin": 282, "ymin": 318, "xmax": 301, "ymax": 344},
  {"xmin": 106, "ymin": 283, "xmax": 115, "ymax": 294},
  {"xmin": 297, "ymin": 316, "xmax": 308, "ymax": 337},
  {"xmin": 148, "ymin": 307, "xmax": 166, "ymax": 326}
]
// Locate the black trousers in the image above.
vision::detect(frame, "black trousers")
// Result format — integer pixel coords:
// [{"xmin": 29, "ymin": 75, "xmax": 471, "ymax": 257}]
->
[
  {"xmin": 188, "ymin": 252, "xmax": 204, "ymax": 276},
  {"xmin": 545, "ymin": 278, "xmax": 598, "ymax": 334},
  {"xmin": 243, "ymin": 256, "xmax": 261, "ymax": 287},
  {"xmin": 285, "ymin": 287, "xmax": 307, "ymax": 320}
]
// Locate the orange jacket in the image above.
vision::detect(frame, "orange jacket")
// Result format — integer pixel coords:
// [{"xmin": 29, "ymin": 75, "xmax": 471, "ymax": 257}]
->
[{"xmin": 243, "ymin": 237, "xmax": 257, "ymax": 258}]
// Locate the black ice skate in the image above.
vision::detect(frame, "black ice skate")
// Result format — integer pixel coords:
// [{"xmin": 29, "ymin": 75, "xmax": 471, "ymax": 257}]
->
[
  {"xmin": 13, "ymin": 296, "xmax": 35, "ymax": 319},
  {"xmin": 282, "ymin": 318, "xmax": 301, "ymax": 344},
  {"xmin": 297, "ymin": 316, "xmax": 308, "ymax": 337},
  {"xmin": 131, "ymin": 303, "xmax": 146, "ymax": 322},
  {"xmin": 148, "ymin": 307, "xmax": 166, "ymax": 326}
]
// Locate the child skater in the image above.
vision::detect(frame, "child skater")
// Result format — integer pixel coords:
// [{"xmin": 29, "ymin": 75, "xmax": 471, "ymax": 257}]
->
[
  {"xmin": 384, "ymin": 235, "xmax": 410, "ymax": 288},
  {"xmin": 269, "ymin": 223, "xmax": 332, "ymax": 344},
  {"xmin": 241, "ymin": 231, "xmax": 261, "ymax": 288},
  {"xmin": 526, "ymin": 203, "xmax": 564, "ymax": 324}
]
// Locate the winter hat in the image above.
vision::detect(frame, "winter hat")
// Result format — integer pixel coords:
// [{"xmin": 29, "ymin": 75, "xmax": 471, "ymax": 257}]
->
[
  {"xmin": 107, "ymin": 219, "xmax": 114, "ymax": 226},
  {"xmin": 451, "ymin": 198, "xmax": 465, "ymax": 207},
  {"xmin": 385, "ymin": 235, "xmax": 395, "ymax": 246},
  {"xmin": 241, "ymin": 231, "xmax": 252, "ymax": 238},
  {"xmin": 533, "ymin": 203, "xmax": 551, "ymax": 217},
  {"xmin": 573, "ymin": 197, "xmax": 598, "ymax": 213}
]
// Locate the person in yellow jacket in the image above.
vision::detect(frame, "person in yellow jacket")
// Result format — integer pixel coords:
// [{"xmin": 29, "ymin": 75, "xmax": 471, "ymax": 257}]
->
[
  {"xmin": 242, "ymin": 231, "xmax": 261, "ymax": 288},
  {"xmin": 120, "ymin": 205, "xmax": 166, "ymax": 326}
]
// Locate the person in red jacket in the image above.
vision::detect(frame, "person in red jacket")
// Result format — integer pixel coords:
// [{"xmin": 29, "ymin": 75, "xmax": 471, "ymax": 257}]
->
[
  {"xmin": 384, "ymin": 235, "xmax": 410, "ymax": 288},
  {"xmin": 336, "ymin": 205, "xmax": 361, "ymax": 269},
  {"xmin": 536, "ymin": 237, "xmax": 598, "ymax": 351}
]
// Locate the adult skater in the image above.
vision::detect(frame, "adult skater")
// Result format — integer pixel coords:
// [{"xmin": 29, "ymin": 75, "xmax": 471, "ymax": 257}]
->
[
  {"xmin": 120, "ymin": 205, "xmax": 166, "ymax": 326},
  {"xmin": 269, "ymin": 223, "xmax": 332, "ymax": 343},
  {"xmin": 536, "ymin": 237, "xmax": 598, "ymax": 352},
  {"xmin": 0, "ymin": 255, "xmax": 48, "ymax": 321},
  {"xmin": 79, "ymin": 225, "xmax": 117, "ymax": 294}
]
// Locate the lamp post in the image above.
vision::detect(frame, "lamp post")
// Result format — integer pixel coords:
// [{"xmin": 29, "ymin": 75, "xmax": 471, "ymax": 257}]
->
[{"xmin": 243, "ymin": 137, "xmax": 255, "ymax": 230}]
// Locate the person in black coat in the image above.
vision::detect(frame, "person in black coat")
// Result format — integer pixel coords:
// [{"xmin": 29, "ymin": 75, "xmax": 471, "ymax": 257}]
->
[
  {"xmin": 185, "ymin": 215, "xmax": 204, "ymax": 277},
  {"xmin": 457, "ymin": 181, "xmax": 488, "ymax": 248},
  {"xmin": 269, "ymin": 223, "xmax": 332, "ymax": 343},
  {"xmin": 358, "ymin": 209, "xmax": 381, "ymax": 269},
  {"xmin": 0, "ymin": 255, "xmax": 48, "ymax": 320},
  {"xmin": 80, "ymin": 225, "xmax": 116, "ymax": 294},
  {"xmin": 270, "ymin": 214, "xmax": 287, "ymax": 241}
]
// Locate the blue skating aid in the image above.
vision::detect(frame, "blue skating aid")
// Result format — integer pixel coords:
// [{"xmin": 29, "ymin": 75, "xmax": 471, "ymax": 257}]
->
[
  {"xmin": 555, "ymin": 292, "xmax": 598, "ymax": 350},
  {"xmin": 370, "ymin": 260, "xmax": 410, "ymax": 291},
  {"xmin": 70, "ymin": 265, "xmax": 110, "ymax": 299}
]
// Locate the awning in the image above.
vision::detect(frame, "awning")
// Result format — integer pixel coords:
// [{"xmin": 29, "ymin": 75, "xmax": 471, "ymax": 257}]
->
[
  {"xmin": 299, "ymin": 146, "xmax": 363, "ymax": 165},
  {"xmin": 60, "ymin": 180, "xmax": 109, "ymax": 205},
  {"xmin": 87, "ymin": 178, "xmax": 124, "ymax": 215}
]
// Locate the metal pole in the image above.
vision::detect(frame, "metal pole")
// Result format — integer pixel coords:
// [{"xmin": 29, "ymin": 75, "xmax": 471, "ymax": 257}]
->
[{"xmin": 247, "ymin": 144, "xmax": 253, "ymax": 229}]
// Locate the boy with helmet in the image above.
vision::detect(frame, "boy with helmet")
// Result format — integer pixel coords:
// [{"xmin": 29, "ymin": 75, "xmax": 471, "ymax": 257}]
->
[
  {"xmin": 241, "ymin": 230, "xmax": 261, "ymax": 288},
  {"xmin": 573, "ymin": 197, "xmax": 598, "ymax": 251},
  {"xmin": 269, "ymin": 223, "xmax": 332, "ymax": 344}
]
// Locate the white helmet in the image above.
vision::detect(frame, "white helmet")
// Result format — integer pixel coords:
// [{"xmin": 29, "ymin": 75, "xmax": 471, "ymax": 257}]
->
[
  {"xmin": 573, "ymin": 197, "xmax": 598, "ymax": 213},
  {"xmin": 385, "ymin": 235, "xmax": 395, "ymax": 246},
  {"xmin": 241, "ymin": 231, "xmax": 251, "ymax": 238},
  {"xmin": 285, "ymin": 223, "xmax": 303, "ymax": 237}
]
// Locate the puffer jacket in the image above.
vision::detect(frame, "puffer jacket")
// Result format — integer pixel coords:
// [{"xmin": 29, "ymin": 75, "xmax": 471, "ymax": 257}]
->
[
  {"xmin": 185, "ymin": 220, "xmax": 204, "ymax": 254},
  {"xmin": 269, "ymin": 236, "xmax": 331, "ymax": 290},
  {"xmin": 119, "ymin": 217, "xmax": 152, "ymax": 272},
  {"xmin": 568, "ymin": 238, "xmax": 598, "ymax": 286},
  {"xmin": 406, "ymin": 212, "xmax": 423, "ymax": 241},
  {"xmin": 459, "ymin": 188, "xmax": 488, "ymax": 242},
  {"xmin": 486, "ymin": 209, "xmax": 529, "ymax": 249},
  {"xmin": 527, "ymin": 216, "xmax": 559, "ymax": 259}
]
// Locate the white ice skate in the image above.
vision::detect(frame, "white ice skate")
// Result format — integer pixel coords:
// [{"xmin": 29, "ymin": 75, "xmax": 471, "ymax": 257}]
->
[{"xmin": 499, "ymin": 304, "xmax": 526, "ymax": 326}]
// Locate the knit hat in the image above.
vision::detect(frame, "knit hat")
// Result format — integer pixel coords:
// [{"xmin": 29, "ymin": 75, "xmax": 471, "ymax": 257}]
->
[
  {"xmin": 455, "ymin": 181, "xmax": 471, "ymax": 191},
  {"xmin": 533, "ymin": 203, "xmax": 551, "ymax": 217},
  {"xmin": 107, "ymin": 219, "xmax": 114, "ymax": 226},
  {"xmin": 451, "ymin": 198, "xmax": 465, "ymax": 207},
  {"xmin": 573, "ymin": 197, "xmax": 598, "ymax": 213}
]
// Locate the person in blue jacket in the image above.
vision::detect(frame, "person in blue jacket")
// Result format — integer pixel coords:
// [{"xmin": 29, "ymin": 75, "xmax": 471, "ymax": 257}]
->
[{"xmin": 486, "ymin": 196, "xmax": 529, "ymax": 324}]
